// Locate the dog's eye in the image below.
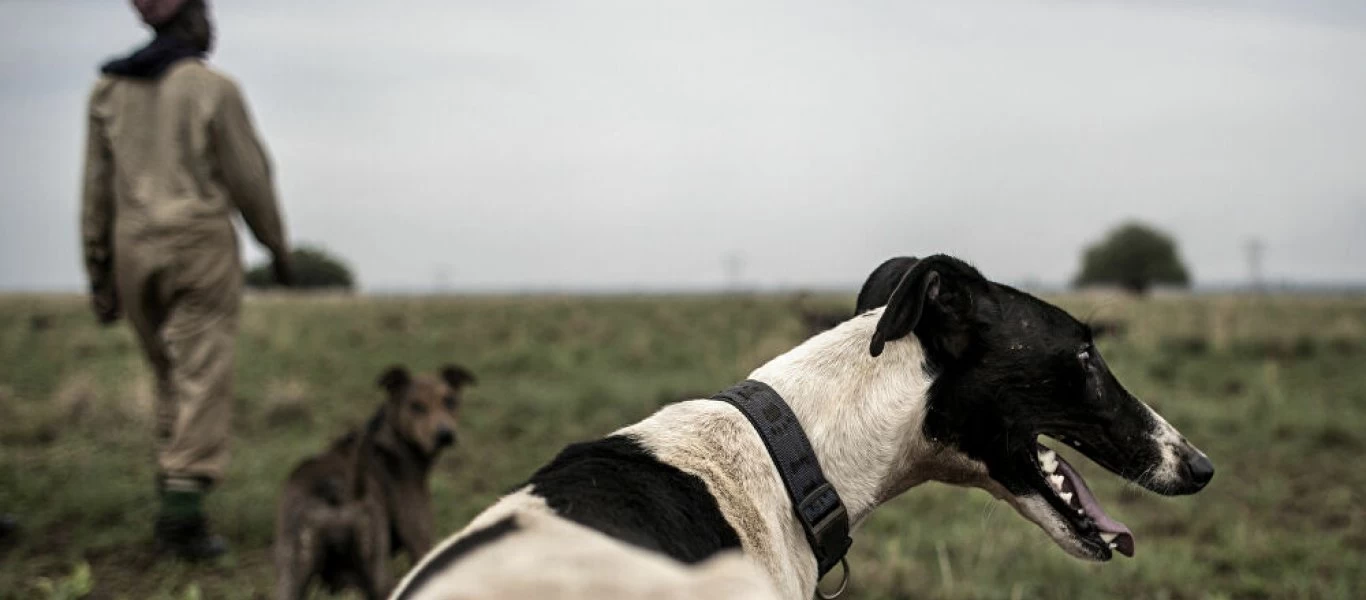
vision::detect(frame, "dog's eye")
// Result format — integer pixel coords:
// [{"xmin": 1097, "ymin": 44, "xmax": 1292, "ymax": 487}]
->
[{"xmin": 410, "ymin": 402, "xmax": 428, "ymax": 415}]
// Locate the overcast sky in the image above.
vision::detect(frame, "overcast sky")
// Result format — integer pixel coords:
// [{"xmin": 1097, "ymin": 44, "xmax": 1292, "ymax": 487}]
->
[{"xmin": 2, "ymin": 0, "xmax": 1364, "ymax": 291}]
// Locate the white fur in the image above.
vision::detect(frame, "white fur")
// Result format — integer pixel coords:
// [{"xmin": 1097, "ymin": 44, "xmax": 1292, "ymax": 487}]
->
[
  {"xmin": 1138, "ymin": 398, "xmax": 1209, "ymax": 487},
  {"xmin": 398, "ymin": 490, "xmax": 782, "ymax": 600},
  {"xmin": 391, "ymin": 487, "xmax": 556, "ymax": 596},
  {"xmin": 620, "ymin": 401, "xmax": 812, "ymax": 599}
]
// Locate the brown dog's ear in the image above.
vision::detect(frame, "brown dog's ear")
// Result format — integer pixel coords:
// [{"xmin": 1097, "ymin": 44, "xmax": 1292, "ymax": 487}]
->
[
  {"xmin": 440, "ymin": 364, "xmax": 477, "ymax": 389},
  {"xmin": 377, "ymin": 365, "xmax": 412, "ymax": 395},
  {"xmin": 870, "ymin": 254, "xmax": 980, "ymax": 360}
]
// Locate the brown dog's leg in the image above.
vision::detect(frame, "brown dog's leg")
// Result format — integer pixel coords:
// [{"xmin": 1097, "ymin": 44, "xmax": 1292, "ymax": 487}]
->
[
  {"xmin": 392, "ymin": 494, "xmax": 435, "ymax": 561},
  {"xmin": 273, "ymin": 536, "xmax": 304, "ymax": 600},
  {"xmin": 359, "ymin": 509, "xmax": 393, "ymax": 600},
  {"xmin": 360, "ymin": 557, "xmax": 392, "ymax": 600},
  {"xmin": 274, "ymin": 526, "xmax": 320, "ymax": 600}
]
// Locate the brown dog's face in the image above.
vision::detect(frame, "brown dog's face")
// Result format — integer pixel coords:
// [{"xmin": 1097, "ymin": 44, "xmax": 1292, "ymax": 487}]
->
[{"xmin": 377, "ymin": 365, "xmax": 477, "ymax": 457}]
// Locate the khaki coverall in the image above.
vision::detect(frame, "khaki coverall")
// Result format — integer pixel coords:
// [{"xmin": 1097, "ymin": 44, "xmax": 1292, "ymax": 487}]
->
[{"xmin": 81, "ymin": 60, "xmax": 286, "ymax": 486}]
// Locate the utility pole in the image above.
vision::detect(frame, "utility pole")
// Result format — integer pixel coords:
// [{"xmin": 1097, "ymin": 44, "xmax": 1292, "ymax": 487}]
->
[
  {"xmin": 1245, "ymin": 238, "xmax": 1264, "ymax": 294},
  {"xmin": 724, "ymin": 251, "xmax": 746, "ymax": 292},
  {"xmin": 433, "ymin": 264, "xmax": 453, "ymax": 294}
]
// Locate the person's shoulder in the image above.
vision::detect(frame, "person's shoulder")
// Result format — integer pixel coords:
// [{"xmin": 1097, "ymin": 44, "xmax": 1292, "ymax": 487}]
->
[
  {"xmin": 86, "ymin": 76, "xmax": 119, "ymax": 111},
  {"xmin": 88, "ymin": 75, "xmax": 117, "ymax": 97},
  {"xmin": 168, "ymin": 61, "xmax": 245, "ymax": 98}
]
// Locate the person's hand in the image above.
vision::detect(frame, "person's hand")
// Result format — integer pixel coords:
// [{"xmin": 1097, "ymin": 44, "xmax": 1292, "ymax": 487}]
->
[
  {"xmin": 272, "ymin": 254, "xmax": 294, "ymax": 287},
  {"xmin": 90, "ymin": 285, "xmax": 121, "ymax": 325}
]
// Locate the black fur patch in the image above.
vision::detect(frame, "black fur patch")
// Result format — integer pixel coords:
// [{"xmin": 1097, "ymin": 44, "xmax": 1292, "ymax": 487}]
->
[
  {"xmin": 856, "ymin": 256, "xmax": 919, "ymax": 314},
  {"xmin": 392, "ymin": 516, "xmax": 519, "ymax": 600},
  {"xmin": 525, "ymin": 434, "xmax": 741, "ymax": 563}
]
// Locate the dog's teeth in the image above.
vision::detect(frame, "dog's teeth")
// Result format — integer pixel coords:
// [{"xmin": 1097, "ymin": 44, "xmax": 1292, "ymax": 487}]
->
[
  {"xmin": 1059, "ymin": 492, "xmax": 1073, "ymax": 504},
  {"xmin": 1109, "ymin": 542, "xmax": 1118, "ymax": 549},
  {"xmin": 1039, "ymin": 450, "xmax": 1058, "ymax": 473},
  {"xmin": 1048, "ymin": 474, "xmax": 1065, "ymax": 490},
  {"xmin": 1077, "ymin": 508, "xmax": 1085, "ymax": 515},
  {"xmin": 1100, "ymin": 533, "xmax": 1117, "ymax": 543}
]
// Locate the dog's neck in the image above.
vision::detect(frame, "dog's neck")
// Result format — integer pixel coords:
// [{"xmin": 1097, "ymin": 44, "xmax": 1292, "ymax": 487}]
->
[
  {"xmin": 747, "ymin": 308, "xmax": 934, "ymax": 525},
  {"xmin": 368, "ymin": 407, "xmax": 437, "ymax": 478}
]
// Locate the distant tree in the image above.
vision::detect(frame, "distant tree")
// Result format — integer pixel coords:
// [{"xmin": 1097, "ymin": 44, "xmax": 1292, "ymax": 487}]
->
[
  {"xmin": 246, "ymin": 245, "xmax": 355, "ymax": 291},
  {"xmin": 1073, "ymin": 222, "xmax": 1190, "ymax": 295}
]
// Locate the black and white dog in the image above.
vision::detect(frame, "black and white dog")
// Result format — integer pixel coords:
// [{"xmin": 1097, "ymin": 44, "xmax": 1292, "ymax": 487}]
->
[{"xmin": 390, "ymin": 255, "xmax": 1213, "ymax": 600}]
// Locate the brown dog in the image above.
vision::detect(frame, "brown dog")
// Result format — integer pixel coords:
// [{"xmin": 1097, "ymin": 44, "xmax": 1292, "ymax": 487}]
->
[{"xmin": 273, "ymin": 364, "xmax": 476, "ymax": 600}]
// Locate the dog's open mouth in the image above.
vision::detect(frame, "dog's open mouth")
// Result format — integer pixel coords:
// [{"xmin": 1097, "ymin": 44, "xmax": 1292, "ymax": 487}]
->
[{"xmin": 1034, "ymin": 437, "xmax": 1135, "ymax": 558}]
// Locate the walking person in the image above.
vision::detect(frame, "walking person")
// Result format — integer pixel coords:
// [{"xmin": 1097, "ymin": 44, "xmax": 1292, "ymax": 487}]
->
[{"xmin": 81, "ymin": 0, "xmax": 291, "ymax": 560}]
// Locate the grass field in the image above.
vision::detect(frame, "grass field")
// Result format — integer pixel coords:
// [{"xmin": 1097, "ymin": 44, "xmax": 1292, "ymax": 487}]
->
[{"xmin": 1, "ymin": 292, "xmax": 1363, "ymax": 599}]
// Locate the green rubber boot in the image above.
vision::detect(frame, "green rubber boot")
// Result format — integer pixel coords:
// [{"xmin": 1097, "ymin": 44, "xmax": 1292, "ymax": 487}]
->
[{"xmin": 153, "ymin": 479, "xmax": 227, "ymax": 561}]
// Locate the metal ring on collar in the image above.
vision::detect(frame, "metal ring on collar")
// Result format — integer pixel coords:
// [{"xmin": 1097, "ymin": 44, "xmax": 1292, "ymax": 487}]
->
[{"xmin": 815, "ymin": 556, "xmax": 850, "ymax": 600}]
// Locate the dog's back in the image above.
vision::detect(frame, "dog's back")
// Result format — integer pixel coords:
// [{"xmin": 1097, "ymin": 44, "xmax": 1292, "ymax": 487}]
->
[{"xmin": 391, "ymin": 492, "xmax": 781, "ymax": 600}]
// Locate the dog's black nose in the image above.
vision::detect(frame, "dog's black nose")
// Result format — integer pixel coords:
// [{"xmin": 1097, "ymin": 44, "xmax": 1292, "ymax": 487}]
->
[
  {"xmin": 1185, "ymin": 453, "xmax": 1214, "ymax": 488},
  {"xmin": 435, "ymin": 429, "xmax": 455, "ymax": 448}
]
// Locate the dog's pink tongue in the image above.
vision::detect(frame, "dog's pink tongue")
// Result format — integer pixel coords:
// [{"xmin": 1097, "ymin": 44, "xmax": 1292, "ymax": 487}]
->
[{"xmin": 1055, "ymin": 457, "xmax": 1135, "ymax": 557}]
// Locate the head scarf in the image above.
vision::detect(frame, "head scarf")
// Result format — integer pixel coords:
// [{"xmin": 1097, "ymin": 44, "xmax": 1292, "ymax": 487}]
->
[{"xmin": 104, "ymin": 0, "xmax": 205, "ymax": 78}]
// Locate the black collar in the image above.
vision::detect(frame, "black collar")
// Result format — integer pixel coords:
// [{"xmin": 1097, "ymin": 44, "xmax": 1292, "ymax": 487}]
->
[{"xmin": 711, "ymin": 380, "xmax": 852, "ymax": 577}]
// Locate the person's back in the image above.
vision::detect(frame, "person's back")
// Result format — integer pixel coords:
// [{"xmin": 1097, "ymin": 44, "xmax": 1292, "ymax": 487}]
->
[
  {"xmin": 85, "ymin": 38, "xmax": 286, "ymax": 290},
  {"xmin": 91, "ymin": 62, "xmax": 267, "ymax": 242},
  {"xmin": 82, "ymin": 0, "xmax": 290, "ymax": 562}
]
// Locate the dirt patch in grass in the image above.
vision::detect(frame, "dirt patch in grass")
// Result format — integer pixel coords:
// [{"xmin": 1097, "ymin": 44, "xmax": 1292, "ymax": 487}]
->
[
  {"xmin": 53, "ymin": 373, "xmax": 101, "ymax": 426},
  {"xmin": 258, "ymin": 378, "xmax": 314, "ymax": 430},
  {"xmin": 28, "ymin": 314, "xmax": 54, "ymax": 332},
  {"xmin": 1314, "ymin": 424, "xmax": 1361, "ymax": 451}
]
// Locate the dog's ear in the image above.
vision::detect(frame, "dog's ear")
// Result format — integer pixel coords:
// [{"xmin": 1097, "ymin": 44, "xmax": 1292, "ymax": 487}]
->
[
  {"xmin": 377, "ymin": 365, "xmax": 412, "ymax": 395},
  {"xmin": 440, "ymin": 364, "xmax": 477, "ymax": 389},
  {"xmin": 870, "ymin": 255, "xmax": 979, "ymax": 360},
  {"xmin": 856, "ymin": 256, "xmax": 919, "ymax": 315}
]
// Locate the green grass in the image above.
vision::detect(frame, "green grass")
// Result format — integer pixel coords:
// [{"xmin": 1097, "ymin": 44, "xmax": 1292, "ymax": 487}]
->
[{"xmin": 1, "ymin": 293, "xmax": 1363, "ymax": 599}]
